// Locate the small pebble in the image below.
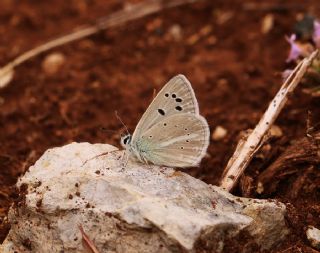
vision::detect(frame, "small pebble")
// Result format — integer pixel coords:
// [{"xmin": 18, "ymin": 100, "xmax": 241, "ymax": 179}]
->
[
  {"xmin": 261, "ymin": 14, "xmax": 274, "ymax": 34},
  {"xmin": 212, "ymin": 126, "xmax": 228, "ymax": 141},
  {"xmin": 42, "ymin": 52, "xmax": 65, "ymax": 75},
  {"xmin": 168, "ymin": 24, "xmax": 182, "ymax": 41},
  {"xmin": 256, "ymin": 182, "xmax": 264, "ymax": 194},
  {"xmin": 270, "ymin": 125, "xmax": 283, "ymax": 138},
  {"xmin": 306, "ymin": 226, "xmax": 320, "ymax": 249}
]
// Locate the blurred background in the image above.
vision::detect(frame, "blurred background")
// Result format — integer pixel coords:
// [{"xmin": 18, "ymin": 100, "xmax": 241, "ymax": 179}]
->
[{"xmin": 0, "ymin": 0, "xmax": 320, "ymax": 252}]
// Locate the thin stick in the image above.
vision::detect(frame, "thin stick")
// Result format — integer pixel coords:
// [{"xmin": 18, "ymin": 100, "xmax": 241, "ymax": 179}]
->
[
  {"xmin": 0, "ymin": 0, "xmax": 203, "ymax": 88},
  {"xmin": 79, "ymin": 225, "xmax": 101, "ymax": 253},
  {"xmin": 219, "ymin": 50, "xmax": 318, "ymax": 192}
]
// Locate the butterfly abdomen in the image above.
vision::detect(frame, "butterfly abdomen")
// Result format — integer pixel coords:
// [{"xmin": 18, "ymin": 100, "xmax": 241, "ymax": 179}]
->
[{"xmin": 130, "ymin": 138, "xmax": 154, "ymax": 164}]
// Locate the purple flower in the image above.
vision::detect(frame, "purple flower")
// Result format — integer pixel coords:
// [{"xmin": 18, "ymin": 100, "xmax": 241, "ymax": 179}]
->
[
  {"xmin": 285, "ymin": 34, "xmax": 302, "ymax": 63},
  {"xmin": 313, "ymin": 20, "xmax": 320, "ymax": 48}
]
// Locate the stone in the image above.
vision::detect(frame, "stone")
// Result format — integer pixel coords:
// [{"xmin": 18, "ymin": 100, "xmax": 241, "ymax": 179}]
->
[
  {"xmin": 306, "ymin": 226, "xmax": 320, "ymax": 249},
  {"xmin": 42, "ymin": 52, "xmax": 65, "ymax": 75},
  {"xmin": 0, "ymin": 142, "xmax": 289, "ymax": 253},
  {"xmin": 212, "ymin": 126, "xmax": 228, "ymax": 141},
  {"xmin": 261, "ymin": 14, "xmax": 274, "ymax": 34},
  {"xmin": 269, "ymin": 125, "xmax": 283, "ymax": 138},
  {"xmin": 168, "ymin": 24, "xmax": 182, "ymax": 41}
]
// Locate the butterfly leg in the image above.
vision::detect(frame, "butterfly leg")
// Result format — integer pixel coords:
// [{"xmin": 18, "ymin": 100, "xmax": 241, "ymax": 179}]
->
[
  {"xmin": 141, "ymin": 154, "xmax": 150, "ymax": 166},
  {"xmin": 81, "ymin": 149, "xmax": 118, "ymax": 167},
  {"xmin": 119, "ymin": 150, "xmax": 130, "ymax": 168}
]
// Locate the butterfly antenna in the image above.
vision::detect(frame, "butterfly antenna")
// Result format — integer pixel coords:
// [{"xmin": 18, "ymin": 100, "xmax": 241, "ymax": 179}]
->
[
  {"xmin": 99, "ymin": 127, "xmax": 118, "ymax": 134},
  {"xmin": 115, "ymin": 111, "xmax": 129, "ymax": 135}
]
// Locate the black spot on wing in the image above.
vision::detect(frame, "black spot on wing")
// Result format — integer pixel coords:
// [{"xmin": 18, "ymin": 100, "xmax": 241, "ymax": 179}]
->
[
  {"xmin": 158, "ymin": 109, "xmax": 165, "ymax": 115},
  {"xmin": 175, "ymin": 106, "xmax": 182, "ymax": 111}
]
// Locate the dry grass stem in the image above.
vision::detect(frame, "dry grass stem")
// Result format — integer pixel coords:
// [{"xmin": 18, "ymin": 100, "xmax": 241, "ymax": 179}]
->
[
  {"xmin": 0, "ymin": 0, "xmax": 202, "ymax": 88},
  {"xmin": 79, "ymin": 225, "xmax": 101, "ymax": 253},
  {"xmin": 220, "ymin": 50, "xmax": 319, "ymax": 192}
]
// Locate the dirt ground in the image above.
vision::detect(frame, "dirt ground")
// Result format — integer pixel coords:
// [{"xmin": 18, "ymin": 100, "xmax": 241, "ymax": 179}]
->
[{"xmin": 0, "ymin": 0, "xmax": 320, "ymax": 252}]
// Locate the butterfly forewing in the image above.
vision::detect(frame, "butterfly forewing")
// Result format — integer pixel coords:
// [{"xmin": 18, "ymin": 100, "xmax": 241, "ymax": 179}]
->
[
  {"xmin": 137, "ymin": 113, "xmax": 209, "ymax": 167},
  {"xmin": 132, "ymin": 75, "xmax": 199, "ymax": 140}
]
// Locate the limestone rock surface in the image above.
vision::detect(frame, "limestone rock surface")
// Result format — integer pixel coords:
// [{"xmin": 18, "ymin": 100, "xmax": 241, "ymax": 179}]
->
[{"xmin": 1, "ymin": 142, "xmax": 289, "ymax": 253}]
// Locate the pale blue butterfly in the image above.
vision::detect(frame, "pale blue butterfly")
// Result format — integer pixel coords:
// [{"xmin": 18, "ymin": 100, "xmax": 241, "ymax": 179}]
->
[{"xmin": 121, "ymin": 74, "xmax": 210, "ymax": 168}]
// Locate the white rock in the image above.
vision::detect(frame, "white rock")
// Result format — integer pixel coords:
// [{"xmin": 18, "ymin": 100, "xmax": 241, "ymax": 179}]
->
[
  {"xmin": 307, "ymin": 226, "xmax": 320, "ymax": 249},
  {"xmin": 269, "ymin": 125, "xmax": 283, "ymax": 138},
  {"xmin": 168, "ymin": 24, "xmax": 182, "ymax": 41},
  {"xmin": 0, "ymin": 142, "xmax": 289, "ymax": 253},
  {"xmin": 261, "ymin": 14, "xmax": 274, "ymax": 34},
  {"xmin": 42, "ymin": 52, "xmax": 65, "ymax": 75},
  {"xmin": 212, "ymin": 126, "xmax": 228, "ymax": 141}
]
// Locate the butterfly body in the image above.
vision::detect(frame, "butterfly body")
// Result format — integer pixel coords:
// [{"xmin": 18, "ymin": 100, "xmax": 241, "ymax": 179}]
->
[
  {"xmin": 120, "ymin": 75, "xmax": 210, "ymax": 168},
  {"xmin": 121, "ymin": 134, "xmax": 153, "ymax": 164}
]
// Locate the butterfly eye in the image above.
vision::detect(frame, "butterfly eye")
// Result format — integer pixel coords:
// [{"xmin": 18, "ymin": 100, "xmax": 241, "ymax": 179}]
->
[{"xmin": 123, "ymin": 135, "xmax": 131, "ymax": 145}]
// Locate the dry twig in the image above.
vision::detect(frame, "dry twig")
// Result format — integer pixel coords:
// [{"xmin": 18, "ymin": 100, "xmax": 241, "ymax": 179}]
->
[
  {"xmin": 220, "ymin": 50, "xmax": 318, "ymax": 192},
  {"xmin": 79, "ymin": 225, "xmax": 101, "ymax": 253},
  {"xmin": 0, "ymin": 0, "xmax": 202, "ymax": 88}
]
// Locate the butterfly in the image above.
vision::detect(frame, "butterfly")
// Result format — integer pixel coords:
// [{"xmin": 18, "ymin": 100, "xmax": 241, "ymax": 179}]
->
[{"xmin": 120, "ymin": 74, "xmax": 210, "ymax": 168}]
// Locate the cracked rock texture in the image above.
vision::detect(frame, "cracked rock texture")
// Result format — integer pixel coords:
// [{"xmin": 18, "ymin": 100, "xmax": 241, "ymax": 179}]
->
[{"xmin": 1, "ymin": 142, "xmax": 289, "ymax": 253}]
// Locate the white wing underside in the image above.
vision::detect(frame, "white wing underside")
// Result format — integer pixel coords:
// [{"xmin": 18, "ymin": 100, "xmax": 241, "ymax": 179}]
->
[
  {"xmin": 132, "ymin": 75, "xmax": 199, "ymax": 140},
  {"xmin": 129, "ymin": 74, "xmax": 210, "ymax": 168},
  {"xmin": 138, "ymin": 113, "xmax": 210, "ymax": 167}
]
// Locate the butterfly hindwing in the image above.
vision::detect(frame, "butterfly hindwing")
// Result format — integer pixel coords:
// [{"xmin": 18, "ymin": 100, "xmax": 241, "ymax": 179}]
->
[
  {"xmin": 135, "ymin": 113, "xmax": 209, "ymax": 167},
  {"xmin": 132, "ymin": 75, "xmax": 199, "ymax": 140}
]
